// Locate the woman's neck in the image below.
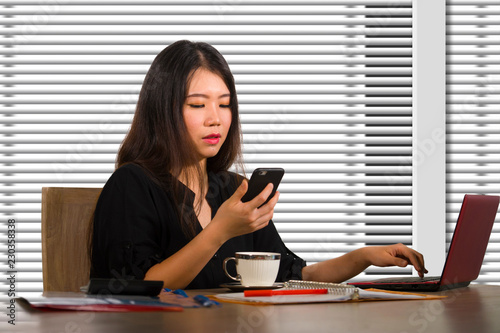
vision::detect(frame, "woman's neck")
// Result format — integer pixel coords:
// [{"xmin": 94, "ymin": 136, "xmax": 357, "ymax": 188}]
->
[{"xmin": 178, "ymin": 163, "xmax": 208, "ymax": 196}]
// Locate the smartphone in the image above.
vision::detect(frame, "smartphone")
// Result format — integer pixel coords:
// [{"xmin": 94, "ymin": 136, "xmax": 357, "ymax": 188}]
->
[{"xmin": 241, "ymin": 168, "xmax": 285, "ymax": 206}]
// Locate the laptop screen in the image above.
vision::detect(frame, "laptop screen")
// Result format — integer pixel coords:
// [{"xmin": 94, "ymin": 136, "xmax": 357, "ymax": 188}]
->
[{"xmin": 440, "ymin": 194, "xmax": 499, "ymax": 285}]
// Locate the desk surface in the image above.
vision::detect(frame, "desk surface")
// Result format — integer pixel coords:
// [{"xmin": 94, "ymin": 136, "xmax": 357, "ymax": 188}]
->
[{"xmin": 7, "ymin": 284, "xmax": 500, "ymax": 333}]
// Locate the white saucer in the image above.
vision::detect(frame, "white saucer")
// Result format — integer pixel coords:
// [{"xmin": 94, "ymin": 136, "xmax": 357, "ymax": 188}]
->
[{"xmin": 220, "ymin": 282, "xmax": 284, "ymax": 292}]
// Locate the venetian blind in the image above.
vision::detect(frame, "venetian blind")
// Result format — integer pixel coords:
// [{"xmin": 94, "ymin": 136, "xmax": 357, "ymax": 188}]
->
[
  {"xmin": 1, "ymin": 0, "xmax": 415, "ymax": 299},
  {"xmin": 446, "ymin": 0, "xmax": 500, "ymax": 284}
]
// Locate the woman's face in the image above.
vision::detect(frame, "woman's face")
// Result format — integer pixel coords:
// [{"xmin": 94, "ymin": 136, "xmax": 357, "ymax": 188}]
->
[{"xmin": 183, "ymin": 68, "xmax": 232, "ymax": 164}]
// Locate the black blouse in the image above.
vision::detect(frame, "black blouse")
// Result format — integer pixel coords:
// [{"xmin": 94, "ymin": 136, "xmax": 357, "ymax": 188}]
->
[{"xmin": 90, "ymin": 163, "xmax": 306, "ymax": 289}]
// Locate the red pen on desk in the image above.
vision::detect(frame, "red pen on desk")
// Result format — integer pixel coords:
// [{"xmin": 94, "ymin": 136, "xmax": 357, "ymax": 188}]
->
[{"xmin": 244, "ymin": 289, "xmax": 328, "ymax": 297}]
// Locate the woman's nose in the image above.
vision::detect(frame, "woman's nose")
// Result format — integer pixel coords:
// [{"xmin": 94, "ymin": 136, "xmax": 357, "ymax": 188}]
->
[{"xmin": 205, "ymin": 104, "xmax": 221, "ymax": 126}]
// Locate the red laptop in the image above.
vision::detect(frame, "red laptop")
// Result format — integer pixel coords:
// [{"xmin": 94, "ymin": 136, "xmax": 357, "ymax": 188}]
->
[{"xmin": 349, "ymin": 194, "xmax": 499, "ymax": 291}]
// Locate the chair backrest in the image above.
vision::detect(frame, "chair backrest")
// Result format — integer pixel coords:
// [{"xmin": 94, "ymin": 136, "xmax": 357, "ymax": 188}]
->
[{"xmin": 41, "ymin": 187, "xmax": 102, "ymax": 292}]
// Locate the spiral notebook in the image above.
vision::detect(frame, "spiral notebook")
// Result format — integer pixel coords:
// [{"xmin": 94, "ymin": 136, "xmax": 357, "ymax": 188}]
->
[{"xmin": 214, "ymin": 280, "xmax": 444, "ymax": 305}]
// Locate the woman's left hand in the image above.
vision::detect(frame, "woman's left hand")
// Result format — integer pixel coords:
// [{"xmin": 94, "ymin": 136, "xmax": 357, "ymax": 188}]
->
[{"xmin": 363, "ymin": 243, "xmax": 428, "ymax": 277}]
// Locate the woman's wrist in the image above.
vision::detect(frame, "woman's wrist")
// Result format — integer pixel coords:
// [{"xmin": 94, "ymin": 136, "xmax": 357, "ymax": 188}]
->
[
  {"xmin": 353, "ymin": 247, "xmax": 372, "ymax": 268},
  {"xmin": 202, "ymin": 219, "xmax": 229, "ymax": 247}
]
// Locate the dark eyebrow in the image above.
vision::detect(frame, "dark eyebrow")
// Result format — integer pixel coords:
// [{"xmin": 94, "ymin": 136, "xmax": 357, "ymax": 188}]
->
[{"xmin": 186, "ymin": 93, "xmax": 231, "ymax": 99}]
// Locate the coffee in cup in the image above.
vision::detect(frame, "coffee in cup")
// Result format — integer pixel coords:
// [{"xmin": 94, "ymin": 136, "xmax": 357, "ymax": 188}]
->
[{"xmin": 223, "ymin": 252, "xmax": 281, "ymax": 287}]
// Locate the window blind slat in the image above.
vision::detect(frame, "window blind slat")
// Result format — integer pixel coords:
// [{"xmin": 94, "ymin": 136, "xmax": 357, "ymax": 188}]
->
[
  {"xmin": 5, "ymin": 26, "xmax": 413, "ymax": 36},
  {"xmin": 2, "ymin": 0, "xmax": 412, "ymax": 5},
  {"xmin": 2, "ymin": 125, "xmax": 413, "ymax": 135},
  {"xmin": 281, "ymin": 235, "xmax": 412, "ymax": 243},
  {"xmin": 0, "ymin": 193, "xmax": 412, "ymax": 205},
  {"xmin": 1, "ymin": 136, "xmax": 414, "ymax": 146},
  {"xmin": 2, "ymin": 105, "xmax": 414, "ymax": 114},
  {"xmin": 4, "ymin": 5, "xmax": 414, "ymax": 16},
  {"xmin": 448, "ymin": 0, "xmax": 500, "ymax": 5},
  {"xmin": 1, "ymin": 66, "xmax": 413, "ymax": 75},
  {"xmin": 4, "ymin": 55, "xmax": 413, "ymax": 65},
  {"xmin": 1, "ymin": 86, "xmax": 414, "ymax": 95},
  {"xmin": 1, "ymin": 77, "xmax": 414, "ymax": 86},
  {"xmin": 3, "ymin": 45, "xmax": 414, "ymax": 56},
  {"xmin": 1, "ymin": 115, "xmax": 413, "ymax": 125},
  {"xmin": 3, "ymin": 36, "xmax": 414, "ymax": 45},
  {"xmin": 1, "ymin": 16, "xmax": 413, "ymax": 26},
  {"xmin": 1, "ymin": 155, "xmax": 416, "ymax": 165},
  {"xmin": 0, "ymin": 175, "xmax": 413, "ymax": 185}
]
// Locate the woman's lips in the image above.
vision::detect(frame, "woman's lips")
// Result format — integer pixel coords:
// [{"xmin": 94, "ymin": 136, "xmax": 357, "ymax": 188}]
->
[{"xmin": 202, "ymin": 133, "xmax": 221, "ymax": 145}]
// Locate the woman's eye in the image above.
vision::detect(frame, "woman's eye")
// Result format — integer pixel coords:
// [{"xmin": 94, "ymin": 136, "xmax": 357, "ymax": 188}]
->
[
  {"xmin": 188, "ymin": 104, "xmax": 204, "ymax": 108},
  {"xmin": 220, "ymin": 104, "xmax": 231, "ymax": 108}
]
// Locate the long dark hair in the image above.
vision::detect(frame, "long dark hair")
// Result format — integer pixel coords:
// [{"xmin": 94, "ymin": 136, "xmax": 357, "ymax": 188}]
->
[{"xmin": 117, "ymin": 40, "xmax": 243, "ymax": 238}]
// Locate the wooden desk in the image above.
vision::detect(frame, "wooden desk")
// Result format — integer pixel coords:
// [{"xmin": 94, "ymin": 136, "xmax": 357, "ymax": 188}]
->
[{"xmin": 9, "ymin": 284, "xmax": 500, "ymax": 333}]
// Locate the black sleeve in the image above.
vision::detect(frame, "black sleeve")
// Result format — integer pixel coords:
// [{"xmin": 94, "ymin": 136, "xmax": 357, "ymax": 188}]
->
[
  {"xmin": 90, "ymin": 165, "xmax": 165, "ymax": 280},
  {"xmin": 252, "ymin": 221, "xmax": 306, "ymax": 282}
]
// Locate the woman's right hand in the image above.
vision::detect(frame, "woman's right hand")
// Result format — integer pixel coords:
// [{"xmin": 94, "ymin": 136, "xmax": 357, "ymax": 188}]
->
[
  {"xmin": 145, "ymin": 180, "xmax": 279, "ymax": 290},
  {"xmin": 211, "ymin": 179, "xmax": 280, "ymax": 241}
]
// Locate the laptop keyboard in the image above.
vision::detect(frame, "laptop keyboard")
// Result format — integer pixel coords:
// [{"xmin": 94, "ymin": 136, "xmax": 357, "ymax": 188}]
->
[{"xmin": 372, "ymin": 276, "xmax": 440, "ymax": 283}]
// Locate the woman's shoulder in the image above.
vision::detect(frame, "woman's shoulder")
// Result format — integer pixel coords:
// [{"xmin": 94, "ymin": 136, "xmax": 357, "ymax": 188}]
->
[
  {"xmin": 104, "ymin": 163, "xmax": 158, "ymax": 191},
  {"xmin": 109, "ymin": 163, "xmax": 147, "ymax": 180},
  {"xmin": 113, "ymin": 163, "xmax": 145, "ymax": 176}
]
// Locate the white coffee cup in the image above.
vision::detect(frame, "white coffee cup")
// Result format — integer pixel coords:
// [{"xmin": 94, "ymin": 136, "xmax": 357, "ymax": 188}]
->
[{"xmin": 223, "ymin": 252, "xmax": 281, "ymax": 287}]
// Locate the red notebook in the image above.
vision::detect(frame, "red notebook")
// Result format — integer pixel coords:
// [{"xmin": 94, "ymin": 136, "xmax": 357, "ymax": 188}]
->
[{"xmin": 20, "ymin": 294, "xmax": 184, "ymax": 312}]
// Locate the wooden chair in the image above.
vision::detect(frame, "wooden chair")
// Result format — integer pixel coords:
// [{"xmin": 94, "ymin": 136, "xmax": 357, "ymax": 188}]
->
[{"xmin": 41, "ymin": 187, "xmax": 102, "ymax": 292}]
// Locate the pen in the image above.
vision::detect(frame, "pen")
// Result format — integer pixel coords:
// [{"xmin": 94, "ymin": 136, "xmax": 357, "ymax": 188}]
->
[
  {"xmin": 173, "ymin": 289, "xmax": 188, "ymax": 298},
  {"xmin": 193, "ymin": 295, "xmax": 221, "ymax": 307},
  {"xmin": 244, "ymin": 289, "xmax": 328, "ymax": 297},
  {"xmin": 163, "ymin": 288, "xmax": 188, "ymax": 298}
]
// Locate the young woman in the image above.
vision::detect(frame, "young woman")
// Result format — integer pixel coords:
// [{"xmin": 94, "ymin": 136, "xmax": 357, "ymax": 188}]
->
[{"xmin": 90, "ymin": 40, "xmax": 427, "ymax": 290}]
